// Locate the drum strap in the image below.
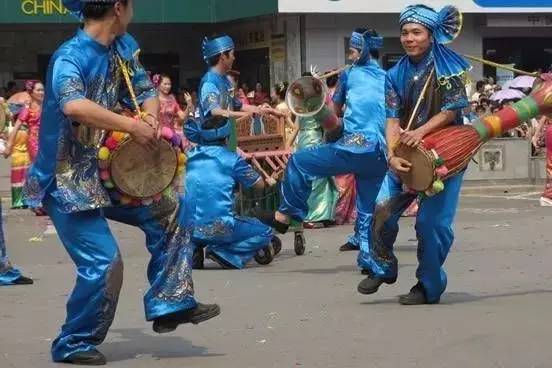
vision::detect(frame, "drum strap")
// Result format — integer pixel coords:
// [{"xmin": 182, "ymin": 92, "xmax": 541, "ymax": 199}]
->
[{"xmin": 116, "ymin": 55, "xmax": 152, "ymax": 122}]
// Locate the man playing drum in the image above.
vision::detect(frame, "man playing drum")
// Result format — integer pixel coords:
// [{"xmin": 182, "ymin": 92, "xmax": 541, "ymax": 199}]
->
[
  {"xmin": 185, "ymin": 34, "xmax": 279, "ymax": 270},
  {"xmin": 266, "ymin": 29, "xmax": 388, "ymax": 273},
  {"xmin": 357, "ymin": 4, "xmax": 470, "ymax": 305},
  {"xmin": 24, "ymin": 1, "xmax": 219, "ymax": 365}
]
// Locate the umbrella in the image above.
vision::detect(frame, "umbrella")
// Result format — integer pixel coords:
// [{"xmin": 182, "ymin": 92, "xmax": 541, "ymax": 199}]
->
[
  {"xmin": 490, "ymin": 88, "xmax": 526, "ymax": 102},
  {"xmin": 508, "ymin": 75, "xmax": 536, "ymax": 89}
]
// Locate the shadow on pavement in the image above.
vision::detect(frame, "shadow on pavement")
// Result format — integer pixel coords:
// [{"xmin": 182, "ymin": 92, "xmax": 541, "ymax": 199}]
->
[
  {"xmin": 101, "ymin": 328, "xmax": 224, "ymax": 362},
  {"xmin": 359, "ymin": 289, "xmax": 552, "ymax": 305}
]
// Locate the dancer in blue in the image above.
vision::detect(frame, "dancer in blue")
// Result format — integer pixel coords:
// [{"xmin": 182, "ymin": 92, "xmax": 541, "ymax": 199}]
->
[
  {"xmin": 0, "ymin": 202, "xmax": 33, "ymax": 286},
  {"xmin": 186, "ymin": 35, "xmax": 279, "ymax": 270},
  {"xmin": 24, "ymin": 1, "xmax": 219, "ymax": 365},
  {"xmin": 268, "ymin": 29, "xmax": 388, "ymax": 271},
  {"xmin": 357, "ymin": 4, "xmax": 470, "ymax": 305}
]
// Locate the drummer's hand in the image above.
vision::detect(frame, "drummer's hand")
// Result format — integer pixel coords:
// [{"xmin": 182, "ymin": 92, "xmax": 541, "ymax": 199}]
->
[
  {"xmin": 265, "ymin": 177, "xmax": 278, "ymax": 187},
  {"xmin": 141, "ymin": 114, "xmax": 161, "ymax": 139},
  {"xmin": 400, "ymin": 129, "xmax": 424, "ymax": 147},
  {"xmin": 259, "ymin": 106, "xmax": 285, "ymax": 118},
  {"xmin": 130, "ymin": 120, "xmax": 157, "ymax": 149},
  {"xmin": 389, "ymin": 156, "xmax": 412, "ymax": 173}
]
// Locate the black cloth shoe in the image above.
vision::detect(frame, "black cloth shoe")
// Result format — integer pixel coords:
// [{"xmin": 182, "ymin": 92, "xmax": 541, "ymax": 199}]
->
[
  {"xmin": 60, "ymin": 350, "xmax": 106, "ymax": 365},
  {"xmin": 192, "ymin": 247, "xmax": 204, "ymax": 270},
  {"xmin": 357, "ymin": 276, "xmax": 396, "ymax": 295},
  {"xmin": 153, "ymin": 303, "xmax": 221, "ymax": 333},
  {"xmin": 13, "ymin": 275, "xmax": 34, "ymax": 285},
  {"xmin": 339, "ymin": 242, "xmax": 359, "ymax": 252},
  {"xmin": 206, "ymin": 251, "xmax": 239, "ymax": 270},
  {"xmin": 251, "ymin": 209, "xmax": 289, "ymax": 234},
  {"xmin": 399, "ymin": 282, "xmax": 439, "ymax": 305}
]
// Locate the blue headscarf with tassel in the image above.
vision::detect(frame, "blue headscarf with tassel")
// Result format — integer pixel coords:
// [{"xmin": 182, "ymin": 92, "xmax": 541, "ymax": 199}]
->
[
  {"xmin": 63, "ymin": 0, "xmax": 117, "ymax": 20},
  {"xmin": 202, "ymin": 35, "xmax": 235, "ymax": 64},
  {"xmin": 399, "ymin": 4, "xmax": 471, "ymax": 84},
  {"xmin": 349, "ymin": 31, "xmax": 383, "ymax": 66}
]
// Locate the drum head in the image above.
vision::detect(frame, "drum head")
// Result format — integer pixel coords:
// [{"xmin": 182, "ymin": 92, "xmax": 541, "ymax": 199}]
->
[
  {"xmin": 395, "ymin": 144, "xmax": 434, "ymax": 191},
  {"xmin": 110, "ymin": 139, "xmax": 178, "ymax": 198}
]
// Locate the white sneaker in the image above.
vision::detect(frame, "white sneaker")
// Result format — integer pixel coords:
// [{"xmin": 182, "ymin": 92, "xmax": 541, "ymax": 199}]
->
[
  {"xmin": 539, "ymin": 197, "xmax": 552, "ymax": 207},
  {"xmin": 44, "ymin": 224, "xmax": 57, "ymax": 235}
]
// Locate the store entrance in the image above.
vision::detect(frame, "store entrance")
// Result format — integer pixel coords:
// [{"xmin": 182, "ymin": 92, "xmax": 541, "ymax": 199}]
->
[
  {"xmin": 483, "ymin": 37, "xmax": 552, "ymax": 76},
  {"xmin": 233, "ymin": 47, "xmax": 270, "ymax": 97}
]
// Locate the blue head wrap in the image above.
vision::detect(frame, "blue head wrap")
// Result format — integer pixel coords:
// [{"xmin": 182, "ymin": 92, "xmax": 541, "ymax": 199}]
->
[
  {"xmin": 63, "ymin": 0, "xmax": 117, "ymax": 20},
  {"xmin": 399, "ymin": 4, "xmax": 471, "ymax": 83},
  {"xmin": 184, "ymin": 118, "xmax": 231, "ymax": 144},
  {"xmin": 202, "ymin": 36, "xmax": 235, "ymax": 64},
  {"xmin": 349, "ymin": 31, "xmax": 383, "ymax": 66}
]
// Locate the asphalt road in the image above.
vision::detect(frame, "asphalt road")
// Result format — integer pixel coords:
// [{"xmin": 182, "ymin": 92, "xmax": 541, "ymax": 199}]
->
[{"xmin": 1, "ymin": 190, "xmax": 551, "ymax": 368}]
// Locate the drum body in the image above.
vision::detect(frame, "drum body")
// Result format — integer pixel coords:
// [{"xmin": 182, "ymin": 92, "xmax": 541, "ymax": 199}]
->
[
  {"xmin": 110, "ymin": 138, "xmax": 178, "ymax": 198},
  {"xmin": 98, "ymin": 128, "xmax": 186, "ymax": 205},
  {"xmin": 395, "ymin": 125, "xmax": 483, "ymax": 194}
]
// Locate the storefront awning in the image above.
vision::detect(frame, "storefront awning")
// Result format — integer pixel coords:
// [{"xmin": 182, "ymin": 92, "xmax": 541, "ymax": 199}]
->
[
  {"xmin": 0, "ymin": 0, "xmax": 278, "ymax": 23},
  {"xmin": 278, "ymin": 0, "xmax": 552, "ymax": 13}
]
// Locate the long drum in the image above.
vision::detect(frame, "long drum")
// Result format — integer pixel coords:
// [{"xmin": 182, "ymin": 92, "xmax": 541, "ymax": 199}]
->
[{"xmin": 396, "ymin": 74, "xmax": 552, "ymax": 195}]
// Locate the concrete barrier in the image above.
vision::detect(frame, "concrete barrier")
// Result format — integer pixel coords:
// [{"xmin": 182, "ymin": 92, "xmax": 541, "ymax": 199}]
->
[{"xmin": 464, "ymin": 138, "xmax": 544, "ymax": 181}]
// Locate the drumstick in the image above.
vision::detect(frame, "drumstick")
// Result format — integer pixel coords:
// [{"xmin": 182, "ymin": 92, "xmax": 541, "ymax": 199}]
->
[
  {"xmin": 405, "ymin": 67, "xmax": 435, "ymax": 132},
  {"xmin": 274, "ymin": 155, "xmax": 286, "ymax": 169},
  {"xmin": 315, "ymin": 65, "xmax": 351, "ymax": 80},
  {"xmin": 463, "ymin": 55, "xmax": 539, "ymax": 78},
  {"xmin": 251, "ymin": 157, "xmax": 271, "ymax": 180},
  {"xmin": 265, "ymin": 156, "xmax": 279, "ymax": 172}
]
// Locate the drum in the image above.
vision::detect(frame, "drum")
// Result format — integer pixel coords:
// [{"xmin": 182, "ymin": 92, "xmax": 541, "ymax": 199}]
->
[
  {"xmin": 98, "ymin": 126, "xmax": 187, "ymax": 205},
  {"xmin": 395, "ymin": 125, "xmax": 483, "ymax": 193},
  {"xmin": 396, "ymin": 74, "xmax": 552, "ymax": 195}
]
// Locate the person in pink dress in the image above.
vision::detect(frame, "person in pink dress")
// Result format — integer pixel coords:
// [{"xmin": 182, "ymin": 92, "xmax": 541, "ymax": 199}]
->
[
  {"xmin": 12, "ymin": 81, "xmax": 44, "ymax": 161},
  {"xmin": 5, "ymin": 80, "xmax": 46, "ymax": 215},
  {"xmin": 252, "ymin": 82, "xmax": 269, "ymax": 106},
  {"xmin": 152, "ymin": 74, "xmax": 194, "ymax": 150}
]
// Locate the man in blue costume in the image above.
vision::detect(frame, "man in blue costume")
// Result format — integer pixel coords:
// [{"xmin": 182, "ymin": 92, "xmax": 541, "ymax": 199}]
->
[
  {"xmin": 267, "ymin": 29, "xmax": 388, "ymax": 272},
  {"xmin": 338, "ymin": 30, "xmax": 382, "ymax": 254},
  {"xmin": 187, "ymin": 34, "xmax": 280, "ymax": 270},
  {"xmin": 24, "ymin": 1, "xmax": 219, "ymax": 365},
  {"xmin": 0, "ymin": 202, "xmax": 33, "ymax": 285},
  {"xmin": 357, "ymin": 4, "xmax": 470, "ymax": 305}
]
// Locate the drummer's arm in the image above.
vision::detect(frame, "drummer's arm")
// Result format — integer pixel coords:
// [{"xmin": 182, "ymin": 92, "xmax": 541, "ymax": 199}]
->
[
  {"xmin": 401, "ymin": 77, "xmax": 468, "ymax": 147},
  {"xmin": 63, "ymin": 100, "xmax": 138, "ymax": 133},
  {"xmin": 331, "ymin": 71, "xmax": 347, "ymax": 118},
  {"xmin": 414, "ymin": 110, "xmax": 457, "ymax": 136}
]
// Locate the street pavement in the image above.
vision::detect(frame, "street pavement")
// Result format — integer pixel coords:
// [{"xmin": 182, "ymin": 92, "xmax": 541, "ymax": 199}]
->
[{"xmin": 1, "ymin": 188, "xmax": 552, "ymax": 368}]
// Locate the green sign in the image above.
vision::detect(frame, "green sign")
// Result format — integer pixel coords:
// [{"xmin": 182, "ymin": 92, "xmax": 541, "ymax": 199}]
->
[{"xmin": 0, "ymin": 0, "xmax": 278, "ymax": 23}]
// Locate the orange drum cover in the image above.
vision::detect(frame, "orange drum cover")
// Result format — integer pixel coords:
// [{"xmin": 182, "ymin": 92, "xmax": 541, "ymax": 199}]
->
[
  {"xmin": 394, "ymin": 144, "xmax": 435, "ymax": 191},
  {"xmin": 110, "ymin": 139, "xmax": 178, "ymax": 198}
]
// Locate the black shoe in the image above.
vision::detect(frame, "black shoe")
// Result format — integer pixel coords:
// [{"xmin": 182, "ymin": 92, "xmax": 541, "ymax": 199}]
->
[
  {"xmin": 192, "ymin": 247, "xmax": 204, "ymax": 270},
  {"xmin": 206, "ymin": 251, "xmax": 239, "ymax": 269},
  {"xmin": 152, "ymin": 303, "xmax": 221, "ymax": 334},
  {"xmin": 13, "ymin": 276, "xmax": 34, "ymax": 285},
  {"xmin": 398, "ymin": 283, "xmax": 438, "ymax": 305},
  {"xmin": 339, "ymin": 242, "xmax": 359, "ymax": 252},
  {"xmin": 61, "ymin": 350, "xmax": 106, "ymax": 365},
  {"xmin": 252, "ymin": 209, "xmax": 289, "ymax": 234},
  {"xmin": 357, "ymin": 276, "xmax": 396, "ymax": 295}
]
